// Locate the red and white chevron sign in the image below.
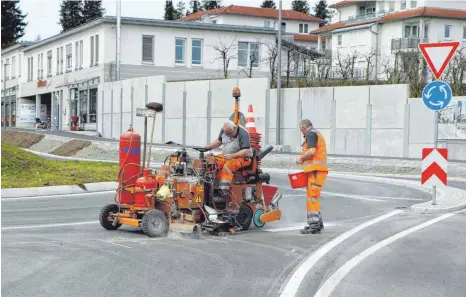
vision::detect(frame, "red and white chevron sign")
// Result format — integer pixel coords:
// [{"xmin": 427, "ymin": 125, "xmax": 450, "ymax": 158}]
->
[{"xmin": 422, "ymin": 148, "xmax": 448, "ymax": 186}]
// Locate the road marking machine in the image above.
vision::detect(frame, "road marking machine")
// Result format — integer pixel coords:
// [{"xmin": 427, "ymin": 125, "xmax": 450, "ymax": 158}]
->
[{"xmin": 99, "ymin": 87, "xmax": 283, "ymax": 237}]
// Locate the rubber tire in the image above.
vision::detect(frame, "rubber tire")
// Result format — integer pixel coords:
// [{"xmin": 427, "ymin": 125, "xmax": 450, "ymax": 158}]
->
[
  {"xmin": 141, "ymin": 209, "xmax": 169, "ymax": 237},
  {"xmin": 253, "ymin": 208, "xmax": 266, "ymax": 228},
  {"xmin": 236, "ymin": 205, "xmax": 253, "ymax": 231},
  {"xmin": 99, "ymin": 203, "xmax": 121, "ymax": 230}
]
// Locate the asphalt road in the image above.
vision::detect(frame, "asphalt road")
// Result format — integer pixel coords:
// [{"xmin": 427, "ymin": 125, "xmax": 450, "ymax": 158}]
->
[{"xmin": 2, "ymin": 173, "xmax": 464, "ymax": 297}]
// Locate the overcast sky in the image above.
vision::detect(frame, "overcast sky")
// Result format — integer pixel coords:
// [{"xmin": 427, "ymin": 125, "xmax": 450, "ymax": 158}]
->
[{"xmin": 18, "ymin": 0, "xmax": 325, "ymax": 41}]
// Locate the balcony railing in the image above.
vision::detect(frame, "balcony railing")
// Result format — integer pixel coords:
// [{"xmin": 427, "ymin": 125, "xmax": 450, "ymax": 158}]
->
[
  {"xmin": 348, "ymin": 10, "xmax": 388, "ymax": 22},
  {"xmin": 391, "ymin": 37, "xmax": 429, "ymax": 51}
]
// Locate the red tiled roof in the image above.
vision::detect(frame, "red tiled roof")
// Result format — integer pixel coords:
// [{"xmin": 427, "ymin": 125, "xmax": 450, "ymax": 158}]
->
[
  {"xmin": 181, "ymin": 5, "xmax": 324, "ymax": 22},
  {"xmin": 329, "ymin": 0, "xmax": 363, "ymax": 9},
  {"xmin": 293, "ymin": 34, "xmax": 326, "ymax": 41},
  {"xmin": 312, "ymin": 7, "xmax": 466, "ymax": 34}
]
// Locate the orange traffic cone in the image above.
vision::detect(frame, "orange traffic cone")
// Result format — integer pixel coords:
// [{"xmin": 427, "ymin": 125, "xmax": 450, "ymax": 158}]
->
[{"xmin": 245, "ymin": 104, "xmax": 258, "ymax": 135}]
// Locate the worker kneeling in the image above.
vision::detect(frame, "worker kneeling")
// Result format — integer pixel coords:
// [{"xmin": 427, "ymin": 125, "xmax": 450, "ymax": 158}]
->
[
  {"xmin": 204, "ymin": 121, "xmax": 252, "ymax": 202},
  {"xmin": 296, "ymin": 119, "xmax": 328, "ymax": 234}
]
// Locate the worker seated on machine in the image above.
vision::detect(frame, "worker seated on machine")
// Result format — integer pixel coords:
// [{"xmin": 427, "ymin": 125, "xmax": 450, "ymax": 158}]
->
[{"xmin": 204, "ymin": 120, "xmax": 252, "ymax": 202}]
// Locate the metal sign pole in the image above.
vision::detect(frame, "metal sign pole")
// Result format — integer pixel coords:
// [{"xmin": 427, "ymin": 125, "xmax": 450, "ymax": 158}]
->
[{"xmin": 432, "ymin": 110, "xmax": 438, "ymax": 205}]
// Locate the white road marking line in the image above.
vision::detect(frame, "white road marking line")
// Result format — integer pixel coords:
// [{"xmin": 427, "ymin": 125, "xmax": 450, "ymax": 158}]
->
[
  {"xmin": 278, "ymin": 209, "xmax": 403, "ymax": 297},
  {"xmin": 205, "ymin": 238, "xmax": 229, "ymax": 244},
  {"xmin": 264, "ymin": 223, "xmax": 338, "ymax": 233},
  {"xmin": 1, "ymin": 191, "xmax": 116, "ymax": 201},
  {"xmin": 284, "ymin": 192, "xmax": 425, "ymax": 202},
  {"xmin": 99, "ymin": 239, "xmax": 132, "ymax": 249},
  {"xmin": 1, "ymin": 221, "xmax": 99, "ymax": 230},
  {"xmin": 313, "ymin": 212, "xmax": 457, "ymax": 297}
]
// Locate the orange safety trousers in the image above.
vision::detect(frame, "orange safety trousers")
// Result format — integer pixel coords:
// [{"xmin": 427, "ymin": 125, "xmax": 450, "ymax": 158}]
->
[
  {"xmin": 306, "ymin": 170, "xmax": 328, "ymax": 217},
  {"xmin": 214, "ymin": 154, "xmax": 252, "ymax": 188}
]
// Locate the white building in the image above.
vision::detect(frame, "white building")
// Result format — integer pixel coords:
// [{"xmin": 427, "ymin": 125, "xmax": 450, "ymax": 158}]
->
[
  {"xmin": 2, "ymin": 16, "xmax": 282, "ymax": 131},
  {"xmin": 181, "ymin": 5, "xmax": 326, "ymax": 50},
  {"xmin": 313, "ymin": 0, "xmax": 466, "ymax": 79},
  {"xmin": 1, "ymin": 41, "xmax": 33, "ymax": 127}
]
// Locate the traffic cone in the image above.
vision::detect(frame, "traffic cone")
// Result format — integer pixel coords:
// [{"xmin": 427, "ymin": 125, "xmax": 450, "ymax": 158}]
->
[{"xmin": 245, "ymin": 104, "xmax": 258, "ymax": 135}]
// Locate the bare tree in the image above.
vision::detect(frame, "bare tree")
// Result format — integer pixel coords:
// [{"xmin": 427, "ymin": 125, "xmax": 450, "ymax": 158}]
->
[
  {"xmin": 443, "ymin": 45, "xmax": 466, "ymax": 96},
  {"xmin": 211, "ymin": 36, "xmax": 237, "ymax": 79},
  {"xmin": 263, "ymin": 41, "xmax": 278, "ymax": 88},
  {"xmin": 362, "ymin": 49, "xmax": 377, "ymax": 82},
  {"xmin": 334, "ymin": 50, "xmax": 358, "ymax": 81}
]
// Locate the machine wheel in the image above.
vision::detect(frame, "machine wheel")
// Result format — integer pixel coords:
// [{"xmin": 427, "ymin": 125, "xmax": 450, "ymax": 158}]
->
[
  {"xmin": 141, "ymin": 209, "xmax": 169, "ymax": 237},
  {"xmin": 235, "ymin": 205, "xmax": 253, "ymax": 231},
  {"xmin": 99, "ymin": 203, "xmax": 121, "ymax": 230},
  {"xmin": 253, "ymin": 208, "xmax": 266, "ymax": 228}
]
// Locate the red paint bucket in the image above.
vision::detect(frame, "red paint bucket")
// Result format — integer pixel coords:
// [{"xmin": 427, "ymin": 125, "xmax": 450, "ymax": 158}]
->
[{"xmin": 288, "ymin": 171, "xmax": 307, "ymax": 189}]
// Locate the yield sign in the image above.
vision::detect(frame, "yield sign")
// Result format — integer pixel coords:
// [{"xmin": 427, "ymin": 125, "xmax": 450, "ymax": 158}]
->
[{"xmin": 419, "ymin": 42, "xmax": 459, "ymax": 80}]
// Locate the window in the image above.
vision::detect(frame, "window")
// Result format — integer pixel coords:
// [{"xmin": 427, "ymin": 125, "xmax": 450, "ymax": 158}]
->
[
  {"xmin": 401, "ymin": 0, "xmax": 406, "ymax": 10},
  {"xmin": 237, "ymin": 42, "xmax": 260, "ymax": 68},
  {"xmin": 281, "ymin": 22, "xmax": 286, "ymax": 32},
  {"xmin": 80, "ymin": 40, "xmax": 83, "ymax": 68},
  {"xmin": 463, "ymin": 26, "xmax": 466, "ymax": 40},
  {"xmin": 11, "ymin": 56, "xmax": 16, "ymax": 78},
  {"xmin": 192, "ymin": 39, "xmax": 202, "ymax": 65},
  {"xmin": 47, "ymin": 50, "xmax": 52, "ymax": 76},
  {"xmin": 212, "ymin": 19, "xmax": 217, "ymax": 24},
  {"xmin": 95, "ymin": 34, "xmax": 99, "ymax": 65},
  {"xmin": 389, "ymin": 1, "xmax": 395, "ymax": 11},
  {"xmin": 142, "ymin": 35, "xmax": 154, "ymax": 62},
  {"xmin": 56, "ymin": 48, "xmax": 60, "ymax": 74},
  {"xmin": 18, "ymin": 54, "xmax": 21, "ymax": 77},
  {"xmin": 5, "ymin": 58, "xmax": 10, "ymax": 79},
  {"xmin": 405, "ymin": 25, "xmax": 419, "ymax": 38},
  {"xmin": 66, "ymin": 43, "xmax": 72, "ymax": 70},
  {"xmin": 28, "ymin": 57, "xmax": 33, "ymax": 81},
  {"xmin": 299, "ymin": 24, "xmax": 309, "ymax": 33},
  {"xmin": 60, "ymin": 46, "xmax": 63, "ymax": 73},
  {"xmin": 264, "ymin": 20, "xmax": 270, "ymax": 28},
  {"xmin": 90, "ymin": 36, "xmax": 94, "ymax": 66},
  {"xmin": 175, "ymin": 38, "xmax": 186, "ymax": 64},
  {"xmin": 424, "ymin": 24, "xmax": 429, "ymax": 39},
  {"xmin": 411, "ymin": 1, "xmax": 417, "ymax": 8},
  {"xmin": 338, "ymin": 35, "xmax": 342, "ymax": 46},
  {"xmin": 445, "ymin": 25, "xmax": 452, "ymax": 40},
  {"xmin": 75, "ymin": 42, "xmax": 79, "ymax": 70},
  {"xmin": 37, "ymin": 54, "xmax": 40, "ymax": 79}
]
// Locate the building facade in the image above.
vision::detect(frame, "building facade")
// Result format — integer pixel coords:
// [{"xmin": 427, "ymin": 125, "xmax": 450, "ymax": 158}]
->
[
  {"xmin": 2, "ymin": 16, "xmax": 279, "ymax": 131},
  {"xmin": 314, "ymin": 0, "xmax": 466, "ymax": 80}
]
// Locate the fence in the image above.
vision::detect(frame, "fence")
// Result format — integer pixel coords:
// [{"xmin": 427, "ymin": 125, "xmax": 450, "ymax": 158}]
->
[{"xmin": 97, "ymin": 75, "xmax": 466, "ymax": 161}]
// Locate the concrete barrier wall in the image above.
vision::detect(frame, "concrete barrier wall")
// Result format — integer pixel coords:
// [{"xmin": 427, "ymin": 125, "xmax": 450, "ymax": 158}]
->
[{"xmin": 96, "ymin": 77, "xmax": 466, "ymax": 161}]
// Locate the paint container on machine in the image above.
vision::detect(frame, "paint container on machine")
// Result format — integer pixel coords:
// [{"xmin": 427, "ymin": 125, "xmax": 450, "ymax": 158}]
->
[
  {"xmin": 119, "ymin": 126, "xmax": 141, "ymax": 204},
  {"xmin": 134, "ymin": 168, "xmax": 157, "ymax": 207}
]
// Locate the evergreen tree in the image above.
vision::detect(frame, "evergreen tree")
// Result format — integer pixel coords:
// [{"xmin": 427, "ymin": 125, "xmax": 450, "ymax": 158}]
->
[
  {"xmin": 164, "ymin": 0, "xmax": 176, "ymax": 20},
  {"xmin": 83, "ymin": 0, "xmax": 105, "ymax": 23},
  {"xmin": 291, "ymin": 0, "xmax": 310, "ymax": 14},
  {"xmin": 175, "ymin": 0, "xmax": 187, "ymax": 19},
  {"xmin": 189, "ymin": 0, "xmax": 202, "ymax": 13},
  {"xmin": 260, "ymin": 0, "xmax": 276, "ymax": 8},
  {"xmin": 202, "ymin": 0, "xmax": 222, "ymax": 10},
  {"xmin": 313, "ymin": 0, "xmax": 331, "ymax": 25},
  {"xmin": 58, "ymin": 0, "xmax": 84, "ymax": 32},
  {"xmin": 1, "ymin": 0, "xmax": 27, "ymax": 49}
]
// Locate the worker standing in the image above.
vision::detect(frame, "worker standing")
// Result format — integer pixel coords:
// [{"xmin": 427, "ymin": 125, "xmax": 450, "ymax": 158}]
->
[
  {"xmin": 295, "ymin": 119, "xmax": 328, "ymax": 234},
  {"xmin": 204, "ymin": 120, "xmax": 252, "ymax": 202}
]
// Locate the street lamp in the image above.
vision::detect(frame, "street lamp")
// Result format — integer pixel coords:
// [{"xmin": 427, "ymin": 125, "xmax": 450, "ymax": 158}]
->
[{"xmin": 276, "ymin": 0, "xmax": 282, "ymax": 145}]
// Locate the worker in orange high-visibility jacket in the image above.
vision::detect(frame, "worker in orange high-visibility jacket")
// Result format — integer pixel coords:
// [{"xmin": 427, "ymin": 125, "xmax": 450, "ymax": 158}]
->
[
  {"xmin": 204, "ymin": 120, "xmax": 252, "ymax": 203},
  {"xmin": 295, "ymin": 119, "xmax": 328, "ymax": 234}
]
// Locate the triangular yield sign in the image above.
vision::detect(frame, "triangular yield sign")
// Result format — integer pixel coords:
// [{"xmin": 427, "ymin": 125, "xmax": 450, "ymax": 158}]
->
[{"xmin": 419, "ymin": 42, "xmax": 459, "ymax": 80}]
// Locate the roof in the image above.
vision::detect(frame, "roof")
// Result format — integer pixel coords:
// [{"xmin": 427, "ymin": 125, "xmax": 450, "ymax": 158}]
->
[
  {"xmin": 312, "ymin": 7, "xmax": 466, "ymax": 34},
  {"xmin": 293, "ymin": 34, "xmax": 326, "ymax": 42},
  {"xmin": 1, "ymin": 41, "xmax": 36, "ymax": 54},
  {"xmin": 181, "ymin": 5, "xmax": 324, "ymax": 22},
  {"xmin": 329, "ymin": 0, "xmax": 364, "ymax": 9},
  {"xmin": 23, "ymin": 16, "xmax": 278, "ymax": 52}
]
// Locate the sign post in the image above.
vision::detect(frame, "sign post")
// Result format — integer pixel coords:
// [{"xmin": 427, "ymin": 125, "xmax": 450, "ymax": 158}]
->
[
  {"xmin": 418, "ymin": 41, "xmax": 458, "ymax": 204},
  {"xmin": 136, "ymin": 108, "xmax": 156, "ymax": 173}
]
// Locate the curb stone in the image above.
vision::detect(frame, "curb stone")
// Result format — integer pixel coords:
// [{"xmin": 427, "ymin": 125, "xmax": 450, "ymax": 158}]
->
[{"xmin": 1, "ymin": 182, "xmax": 117, "ymax": 199}]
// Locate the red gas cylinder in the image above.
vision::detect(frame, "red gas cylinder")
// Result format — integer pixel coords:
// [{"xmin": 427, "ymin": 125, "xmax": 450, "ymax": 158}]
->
[
  {"xmin": 134, "ymin": 168, "xmax": 158, "ymax": 207},
  {"xmin": 119, "ymin": 126, "xmax": 141, "ymax": 204}
]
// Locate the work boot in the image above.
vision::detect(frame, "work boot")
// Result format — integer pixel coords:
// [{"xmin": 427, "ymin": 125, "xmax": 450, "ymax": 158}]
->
[{"xmin": 301, "ymin": 213, "xmax": 323, "ymax": 234}]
